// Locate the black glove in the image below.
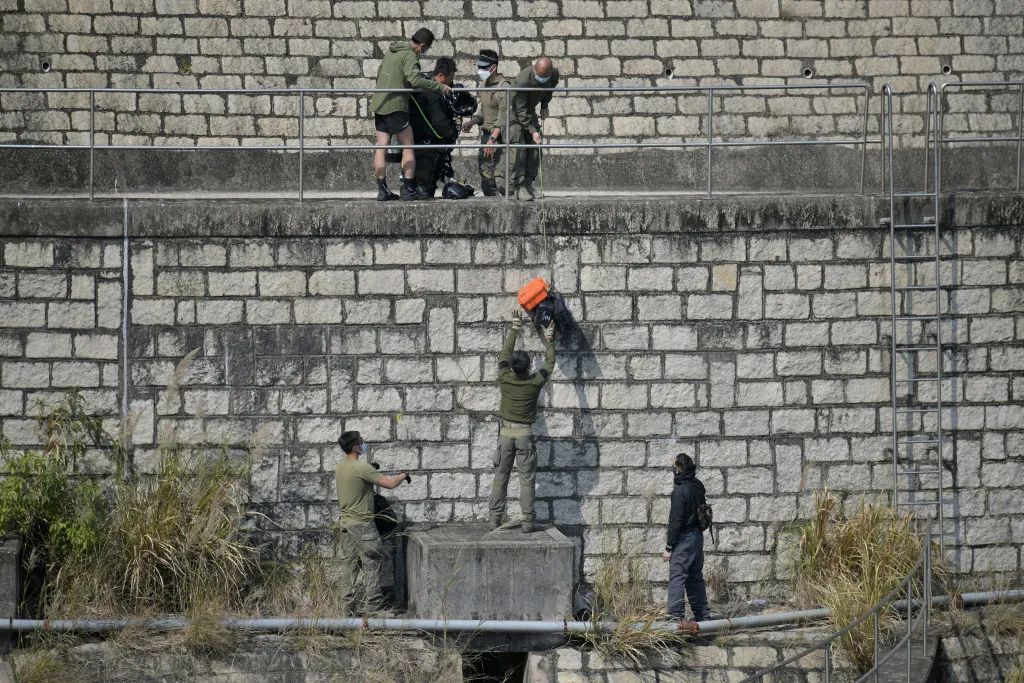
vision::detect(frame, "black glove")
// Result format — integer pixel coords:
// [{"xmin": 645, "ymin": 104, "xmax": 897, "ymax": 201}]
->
[
  {"xmin": 404, "ymin": 473, "xmax": 413, "ymax": 485},
  {"xmin": 371, "ymin": 462, "xmax": 381, "ymax": 470}
]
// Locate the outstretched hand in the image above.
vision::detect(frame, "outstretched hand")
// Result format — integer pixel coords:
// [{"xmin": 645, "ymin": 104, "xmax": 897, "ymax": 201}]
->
[{"xmin": 510, "ymin": 304, "xmax": 523, "ymax": 330}]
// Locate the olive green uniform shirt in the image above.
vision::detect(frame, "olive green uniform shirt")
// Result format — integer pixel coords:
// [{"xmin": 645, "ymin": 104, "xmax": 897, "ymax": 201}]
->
[
  {"xmin": 335, "ymin": 458, "xmax": 383, "ymax": 528},
  {"xmin": 512, "ymin": 65, "xmax": 559, "ymax": 136},
  {"xmin": 370, "ymin": 41, "xmax": 445, "ymax": 116},
  {"xmin": 472, "ymin": 73, "xmax": 511, "ymax": 135},
  {"xmin": 497, "ymin": 328, "xmax": 556, "ymax": 424}
]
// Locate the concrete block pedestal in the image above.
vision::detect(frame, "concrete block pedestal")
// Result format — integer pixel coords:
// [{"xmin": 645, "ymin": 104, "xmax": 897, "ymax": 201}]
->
[{"xmin": 407, "ymin": 525, "xmax": 574, "ymax": 622}]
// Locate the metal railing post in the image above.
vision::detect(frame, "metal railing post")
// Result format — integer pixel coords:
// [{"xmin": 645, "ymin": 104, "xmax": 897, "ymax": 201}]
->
[
  {"xmin": 906, "ymin": 575, "xmax": 913, "ymax": 682},
  {"xmin": 873, "ymin": 610, "xmax": 880, "ymax": 683},
  {"xmin": 706, "ymin": 88, "xmax": 714, "ymax": 197},
  {"xmin": 824, "ymin": 641, "xmax": 832, "ymax": 683},
  {"xmin": 1016, "ymin": 83, "xmax": 1023, "ymax": 192},
  {"xmin": 923, "ymin": 525, "xmax": 931, "ymax": 654},
  {"xmin": 89, "ymin": 90, "xmax": 95, "ymax": 201},
  {"xmin": 860, "ymin": 85, "xmax": 869, "ymax": 195},
  {"xmin": 504, "ymin": 82, "xmax": 511, "ymax": 200},
  {"xmin": 923, "ymin": 86, "xmax": 932, "ymax": 193},
  {"xmin": 298, "ymin": 89, "xmax": 305, "ymax": 203}
]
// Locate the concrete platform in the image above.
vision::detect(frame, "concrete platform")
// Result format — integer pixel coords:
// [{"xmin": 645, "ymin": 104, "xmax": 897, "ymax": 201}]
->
[{"xmin": 406, "ymin": 524, "xmax": 574, "ymax": 622}]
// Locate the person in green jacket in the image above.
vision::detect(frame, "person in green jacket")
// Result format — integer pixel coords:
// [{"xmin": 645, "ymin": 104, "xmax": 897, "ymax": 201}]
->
[
  {"xmin": 370, "ymin": 28, "xmax": 452, "ymax": 202},
  {"xmin": 488, "ymin": 306, "xmax": 556, "ymax": 533},
  {"xmin": 510, "ymin": 56, "xmax": 559, "ymax": 201}
]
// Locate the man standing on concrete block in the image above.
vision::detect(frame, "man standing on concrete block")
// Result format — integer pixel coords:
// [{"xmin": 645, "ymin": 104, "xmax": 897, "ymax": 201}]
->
[
  {"xmin": 488, "ymin": 307, "xmax": 555, "ymax": 533},
  {"xmin": 510, "ymin": 56, "xmax": 559, "ymax": 201},
  {"xmin": 335, "ymin": 430, "xmax": 409, "ymax": 612},
  {"xmin": 369, "ymin": 28, "xmax": 452, "ymax": 202},
  {"xmin": 463, "ymin": 49, "xmax": 510, "ymax": 197},
  {"xmin": 663, "ymin": 453, "xmax": 712, "ymax": 622}
]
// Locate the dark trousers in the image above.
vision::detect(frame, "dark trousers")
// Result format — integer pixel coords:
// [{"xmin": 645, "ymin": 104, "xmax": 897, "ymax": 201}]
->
[
  {"xmin": 667, "ymin": 529, "xmax": 709, "ymax": 620},
  {"xmin": 414, "ymin": 148, "xmax": 443, "ymax": 190}
]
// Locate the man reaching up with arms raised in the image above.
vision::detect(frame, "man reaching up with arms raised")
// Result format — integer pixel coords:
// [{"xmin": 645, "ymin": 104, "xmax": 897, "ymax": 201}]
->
[{"xmin": 488, "ymin": 308, "xmax": 555, "ymax": 533}]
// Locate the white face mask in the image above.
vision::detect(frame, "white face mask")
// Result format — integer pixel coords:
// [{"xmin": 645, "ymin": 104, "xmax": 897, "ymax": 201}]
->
[
  {"xmin": 478, "ymin": 69, "xmax": 492, "ymax": 81},
  {"xmin": 360, "ymin": 442, "xmax": 369, "ymax": 457},
  {"xmin": 534, "ymin": 72, "xmax": 550, "ymax": 84}
]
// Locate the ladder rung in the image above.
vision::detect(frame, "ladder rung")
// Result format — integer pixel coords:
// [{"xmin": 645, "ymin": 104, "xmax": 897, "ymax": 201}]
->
[
  {"xmin": 895, "ymin": 377, "xmax": 939, "ymax": 382},
  {"xmin": 894, "ymin": 192, "xmax": 934, "ymax": 197},
  {"xmin": 895, "ymin": 285, "xmax": 942, "ymax": 291},
  {"xmin": 896, "ymin": 407, "xmax": 939, "ymax": 413},
  {"xmin": 897, "ymin": 469, "xmax": 942, "ymax": 475},
  {"xmin": 897, "ymin": 500, "xmax": 941, "ymax": 506},
  {"xmin": 893, "ymin": 223, "xmax": 936, "ymax": 229},
  {"xmin": 895, "ymin": 315, "xmax": 939, "ymax": 321},
  {"xmin": 894, "ymin": 345, "xmax": 943, "ymax": 352},
  {"xmin": 897, "ymin": 437, "xmax": 948, "ymax": 444},
  {"xmin": 893, "ymin": 254, "xmax": 945, "ymax": 261}
]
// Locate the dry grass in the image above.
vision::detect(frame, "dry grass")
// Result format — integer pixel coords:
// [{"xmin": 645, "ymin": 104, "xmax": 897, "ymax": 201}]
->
[
  {"xmin": 12, "ymin": 648, "xmax": 83, "ymax": 683},
  {"xmin": 792, "ymin": 489, "xmax": 927, "ymax": 674},
  {"xmin": 579, "ymin": 552, "xmax": 689, "ymax": 666}
]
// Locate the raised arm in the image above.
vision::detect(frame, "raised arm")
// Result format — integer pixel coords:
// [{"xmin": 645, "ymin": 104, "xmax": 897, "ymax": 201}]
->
[
  {"xmin": 404, "ymin": 53, "xmax": 445, "ymax": 92},
  {"xmin": 499, "ymin": 326, "xmax": 518, "ymax": 364}
]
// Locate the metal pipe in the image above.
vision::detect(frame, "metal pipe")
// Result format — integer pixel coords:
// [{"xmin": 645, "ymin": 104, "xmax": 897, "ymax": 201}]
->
[
  {"xmin": 0, "ymin": 82, "xmax": 872, "ymax": 95},
  {"xmin": 2, "ymin": 591, "xmax": 1019, "ymax": 635},
  {"xmin": 1016, "ymin": 83, "xmax": 1023, "ymax": 191},
  {"xmin": 706, "ymin": 88, "xmax": 713, "ymax": 197},
  {"xmin": 504, "ymin": 81, "xmax": 511, "ymax": 200},
  {"xmin": 859, "ymin": 87, "xmax": 869, "ymax": 195},
  {"xmin": 89, "ymin": 90, "xmax": 95, "ymax": 201},
  {"xmin": 884, "ymin": 83, "xmax": 899, "ymax": 510},
  {"xmin": 298, "ymin": 89, "xmax": 304, "ymax": 203}
]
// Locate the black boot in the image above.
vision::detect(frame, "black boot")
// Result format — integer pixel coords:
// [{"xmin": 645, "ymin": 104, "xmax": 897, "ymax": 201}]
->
[
  {"xmin": 415, "ymin": 184, "xmax": 434, "ymax": 200},
  {"xmin": 481, "ymin": 179, "xmax": 498, "ymax": 196},
  {"xmin": 376, "ymin": 178, "xmax": 398, "ymax": 202},
  {"xmin": 400, "ymin": 177, "xmax": 417, "ymax": 201}
]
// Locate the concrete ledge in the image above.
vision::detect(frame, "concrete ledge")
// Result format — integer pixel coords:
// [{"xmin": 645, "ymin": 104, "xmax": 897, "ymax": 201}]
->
[
  {"xmin": 407, "ymin": 525, "xmax": 574, "ymax": 622},
  {"xmin": 1, "ymin": 192, "xmax": 1023, "ymax": 239}
]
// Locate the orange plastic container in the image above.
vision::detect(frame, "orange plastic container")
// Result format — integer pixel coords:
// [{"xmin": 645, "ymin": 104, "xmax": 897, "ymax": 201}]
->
[{"xmin": 518, "ymin": 277, "xmax": 550, "ymax": 311}]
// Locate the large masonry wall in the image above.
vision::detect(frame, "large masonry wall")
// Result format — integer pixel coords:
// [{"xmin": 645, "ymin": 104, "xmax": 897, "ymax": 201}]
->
[
  {"xmin": 1, "ymin": 0, "xmax": 1024, "ymax": 150},
  {"xmin": 0, "ymin": 195, "xmax": 1022, "ymax": 596}
]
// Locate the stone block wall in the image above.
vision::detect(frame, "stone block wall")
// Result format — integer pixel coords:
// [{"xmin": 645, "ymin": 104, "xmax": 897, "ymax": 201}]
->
[
  {"xmin": 1, "ymin": 0, "xmax": 1024, "ymax": 149},
  {"xmin": 0, "ymin": 195, "xmax": 1022, "ymax": 596}
]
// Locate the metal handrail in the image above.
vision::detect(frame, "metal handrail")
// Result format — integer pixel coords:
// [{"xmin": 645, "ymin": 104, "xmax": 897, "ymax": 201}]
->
[
  {"xmin": 0, "ymin": 82, "xmax": 874, "ymax": 201},
  {"xmin": 931, "ymin": 80, "xmax": 1024, "ymax": 192},
  {"xmin": 740, "ymin": 524, "xmax": 932, "ymax": 683}
]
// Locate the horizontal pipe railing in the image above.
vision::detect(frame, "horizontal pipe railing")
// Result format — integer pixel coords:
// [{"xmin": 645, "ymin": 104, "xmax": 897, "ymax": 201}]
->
[
  {"xmin": 0, "ymin": 81, "xmax": 874, "ymax": 200},
  {"xmin": 0, "ymin": 589, "xmax": 1020, "ymax": 635}
]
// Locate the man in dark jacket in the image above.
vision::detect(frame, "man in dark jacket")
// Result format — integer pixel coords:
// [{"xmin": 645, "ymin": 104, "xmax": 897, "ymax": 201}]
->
[
  {"xmin": 410, "ymin": 57, "xmax": 459, "ymax": 199},
  {"xmin": 662, "ymin": 452, "xmax": 711, "ymax": 621}
]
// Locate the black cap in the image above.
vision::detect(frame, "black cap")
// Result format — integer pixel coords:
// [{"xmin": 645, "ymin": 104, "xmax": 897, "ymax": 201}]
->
[{"xmin": 478, "ymin": 49, "xmax": 498, "ymax": 68}]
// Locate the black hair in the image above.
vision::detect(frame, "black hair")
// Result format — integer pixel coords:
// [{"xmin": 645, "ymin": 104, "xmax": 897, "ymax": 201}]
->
[
  {"xmin": 674, "ymin": 452, "xmax": 695, "ymax": 474},
  {"xmin": 433, "ymin": 57, "xmax": 456, "ymax": 77},
  {"xmin": 510, "ymin": 350, "xmax": 530, "ymax": 377},
  {"xmin": 339, "ymin": 430, "xmax": 361, "ymax": 454},
  {"xmin": 411, "ymin": 27, "xmax": 435, "ymax": 48}
]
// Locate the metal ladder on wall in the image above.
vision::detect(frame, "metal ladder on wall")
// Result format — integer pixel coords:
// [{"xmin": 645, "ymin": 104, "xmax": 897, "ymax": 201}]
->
[{"xmin": 882, "ymin": 84, "xmax": 948, "ymax": 553}]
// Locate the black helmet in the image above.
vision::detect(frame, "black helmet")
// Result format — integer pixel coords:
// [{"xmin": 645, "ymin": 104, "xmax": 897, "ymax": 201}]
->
[
  {"xmin": 442, "ymin": 180, "xmax": 475, "ymax": 199},
  {"xmin": 447, "ymin": 84, "xmax": 478, "ymax": 117}
]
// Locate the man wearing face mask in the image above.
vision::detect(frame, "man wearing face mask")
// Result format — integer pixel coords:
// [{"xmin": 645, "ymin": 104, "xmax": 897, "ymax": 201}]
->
[
  {"xmin": 369, "ymin": 28, "xmax": 453, "ymax": 202},
  {"xmin": 335, "ymin": 430, "xmax": 409, "ymax": 612},
  {"xmin": 462, "ymin": 49, "xmax": 510, "ymax": 197},
  {"xmin": 510, "ymin": 56, "xmax": 559, "ymax": 201}
]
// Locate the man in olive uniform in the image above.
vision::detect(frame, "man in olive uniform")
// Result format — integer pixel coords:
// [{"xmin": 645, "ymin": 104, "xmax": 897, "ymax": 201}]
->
[
  {"xmin": 369, "ymin": 28, "xmax": 452, "ymax": 202},
  {"xmin": 335, "ymin": 430, "xmax": 408, "ymax": 612},
  {"xmin": 410, "ymin": 57, "xmax": 459, "ymax": 198},
  {"xmin": 488, "ymin": 307, "xmax": 555, "ymax": 533},
  {"xmin": 510, "ymin": 56, "xmax": 559, "ymax": 201},
  {"xmin": 463, "ymin": 49, "xmax": 510, "ymax": 196}
]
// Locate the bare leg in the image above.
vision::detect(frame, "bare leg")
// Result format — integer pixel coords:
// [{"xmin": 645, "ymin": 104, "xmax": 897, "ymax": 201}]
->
[
  {"xmin": 374, "ymin": 130, "xmax": 390, "ymax": 180},
  {"xmin": 395, "ymin": 126, "xmax": 415, "ymax": 181}
]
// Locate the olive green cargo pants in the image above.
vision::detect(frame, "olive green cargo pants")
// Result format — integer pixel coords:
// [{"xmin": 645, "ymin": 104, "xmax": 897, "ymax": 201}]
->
[
  {"xmin": 487, "ymin": 423, "xmax": 536, "ymax": 524},
  {"xmin": 337, "ymin": 522, "xmax": 383, "ymax": 613}
]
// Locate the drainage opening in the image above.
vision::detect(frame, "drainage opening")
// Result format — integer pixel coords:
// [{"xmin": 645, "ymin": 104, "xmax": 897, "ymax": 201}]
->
[
  {"xmin": 941, "ymin": 64, "xmax": 952, "ymax": 76},
  {"xmin": 463, "ymin": 652, "xmax": 526, "ymax": 682},
  {"xmin": 802, "ymin": 67, "xmax": 814, "ymax": 79},
  {"xmin": 40, "ymin": 59, "xmax": 51, "ymax": 73}
]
